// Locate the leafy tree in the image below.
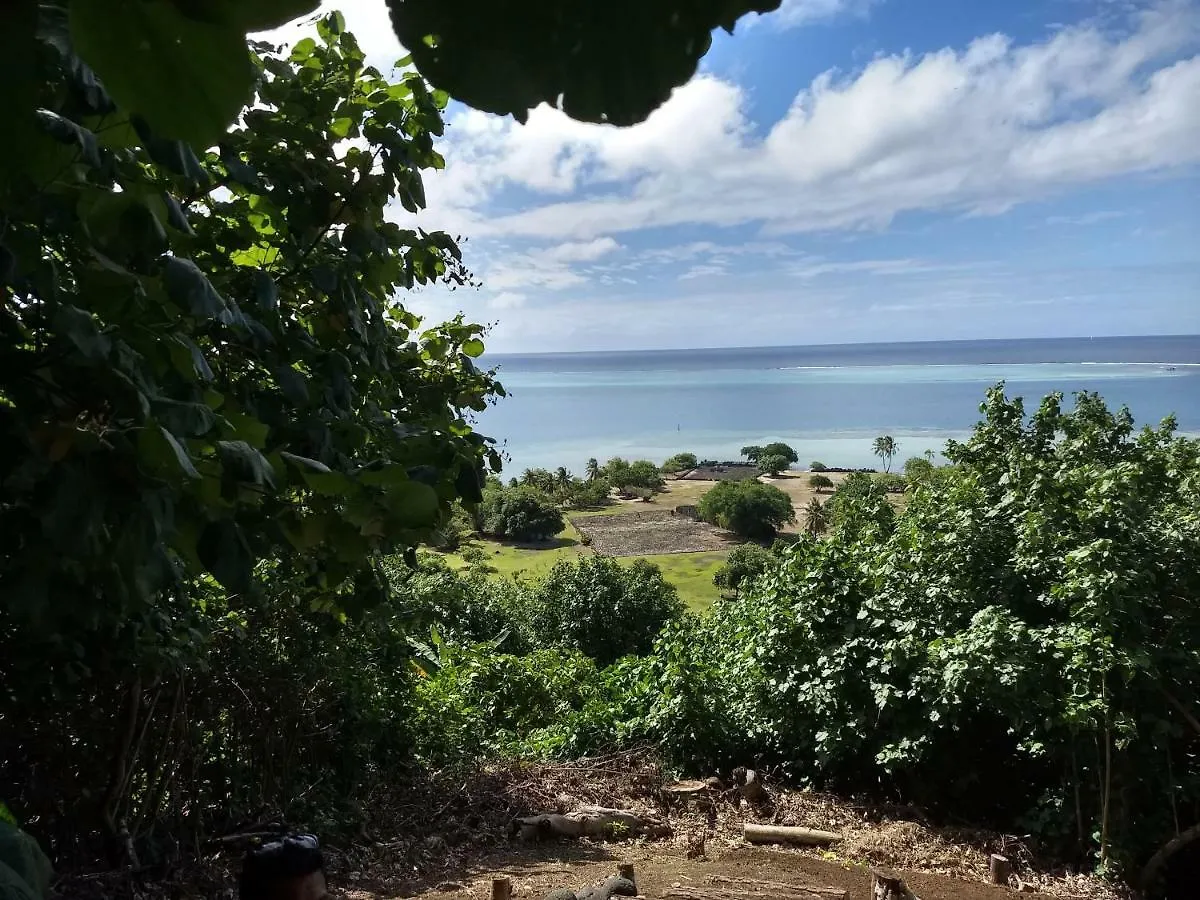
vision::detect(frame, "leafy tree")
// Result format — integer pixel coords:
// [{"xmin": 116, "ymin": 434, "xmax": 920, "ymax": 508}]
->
[
  {"xmin": 802, "ymin": 497, "xmax": 828, "ymax": 535},
  {"xmin": 903, "ymin": 456, "xmax": 935, "ymax": 481},
  {"xmin": 588, "ymin": 386, "xmax": 1200, "ymax": 868},
  {"xmin": 809, "ymin": 460, "xmax": 828, "ymax": 472},
  {"xmin": 603, "ymin": 457, "xmax": 663, "ymax": 491},
  {"xmin": 740, "ymin": 445, "xmax": 764, "ymax": 463},
  {"xmin": 698, "ymin": 480, "xmax": 796, "ymax": 540},
  {"xmin": 662, "ymin": 452, "xmax": 699, "ymax": 473},
  {"xmin": 521, "ymin": 556, "xmax": 685, "ymax": 665},
  {"xmin": 808, "ymin": 473, "xmax": 834, "ymax": 492},
  {"xmin": 0, "ymin": 20, "xmax": 505, "ymax": 855},
  {"xmin": 762, "ymin": 442, "xmax": 798, "ymax": 464},
  {"xmin": 479, "ymin": 487, "xmax": 564, "ymax": 542},
  {"xmin": 758, "ymin": 454, "xmax": 790, "ymax": 476},
  {"xmin": 713, "ymin": 544, "xmax": 775, "ymax": 597},
  {"xmin": 1, "ymin": 15, "xmax": 501, "ymax": 630},
  {"xmin": 6, "ymin": 1, "xmax": 783, "ymax": 160},
  {"xmin": 872, "ymin": 435, "xmax": 900, "ymax": 472},
  {"xmin": 826, "ymin": 471, "xmax": 895, "ymax": 538},
  {"xmin": 586, "ymin": 457, "xmax": 601, "ymax": 482}
]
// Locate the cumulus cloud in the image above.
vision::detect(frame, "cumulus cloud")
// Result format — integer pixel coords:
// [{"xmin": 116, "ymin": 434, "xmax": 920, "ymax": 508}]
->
[{"xmin": 423, "ymin": 1, "xmax": 1200, "ymax": 241}]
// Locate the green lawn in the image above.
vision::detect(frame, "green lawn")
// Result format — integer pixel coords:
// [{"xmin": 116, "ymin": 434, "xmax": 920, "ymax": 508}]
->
[
  {"xmin": 440, "ymin": 520, "xmax": 727, "ymax": 611},
  {"xmin": 622, "ymin": 551, "xmax": 727, "ymax": 611}
]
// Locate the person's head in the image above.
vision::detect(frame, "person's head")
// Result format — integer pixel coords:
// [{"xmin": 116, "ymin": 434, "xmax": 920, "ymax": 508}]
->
[{"xmin": 239, "ymin": 833, "xmax": 327, "ymax": 900}]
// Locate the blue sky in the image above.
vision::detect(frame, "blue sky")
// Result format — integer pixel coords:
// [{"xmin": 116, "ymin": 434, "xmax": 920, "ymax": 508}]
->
[{"xmin": 267, "ymin": 0, "xmax": 1200, "ymax": 352}]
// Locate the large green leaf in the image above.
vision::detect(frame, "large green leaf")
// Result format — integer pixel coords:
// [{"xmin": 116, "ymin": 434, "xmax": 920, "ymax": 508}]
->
[
  {"xmin": 387, "ymin": 0, "xmax": 782, "ymax": 125},
  {"xmin": 70, "ymin": 0, "xmax": 255, "ymax": 147},
  {"xmin": 170, "ymin": 0, "xmax": 321, "ymax": 32},
  {"xmin": 0, "ymin": 822, "xmax": 51, "ymax": 899}
]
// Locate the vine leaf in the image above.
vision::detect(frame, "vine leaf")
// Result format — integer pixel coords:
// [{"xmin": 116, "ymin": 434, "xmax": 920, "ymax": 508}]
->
[
  {"xmin": 70, "ymin": 0, "xmax": 255, "ymax": 147},
  {"xmin": 387, "ymin": 0, "xmax": 783, "ymax": 125}
]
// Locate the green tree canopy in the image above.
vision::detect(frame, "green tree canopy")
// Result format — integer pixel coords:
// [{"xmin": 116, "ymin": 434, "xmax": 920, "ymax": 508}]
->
[
  {"xmin": 1, "ymin": 14, "xmax": 501, "ymax": 628},
  {"xmin": 761, "ymin": 441, "xmax": 798, "ymax": 464},
  {"xmin": 713, "ymin": 543, "xmax": 775, "ymax": 597},
  {"xmin": 872, "ymin": 435, "xmax": 899, "ymax": 472},
  {"xmin": 757, "ymin": 454, "xmax": 790, "ymax": 476},
  {"xmin": 521, "ymin": 556, "xmax": 684, "ymax": 665},
  {"xmin": 479, "ymin": 487, "xmax": 564, "ymax": 542},
  {"xmin": 808, "ymin": 473, "xmax": 834, "ymax": 492},
  {"xmin": 662, "ymin": 452, "xmax": 699, "ymax": 473},
  {"xmin": 698, "ymin": 480, "xmax": 796, "ymax": 540},
  {"xmin": 740, "ymin": 445, "xmax": 763, "ymax": 463}
]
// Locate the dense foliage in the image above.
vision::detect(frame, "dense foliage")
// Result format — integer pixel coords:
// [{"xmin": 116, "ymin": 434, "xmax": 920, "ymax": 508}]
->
[
  {"xmin": 662, "ymin": 452, "xmax": 699, "ymax": 473},
  {"xmin": 525, "ymin": 388, "xmax": 1200, "ymax": 873},
  {"xmin": 602, "ymin": 457, "xmax": 665, "ymax": 492},
  {"xmin": 698, "ymin": 480, "xmax": 797, "ymax": 540},
  {"xmin": 1, "ymin": 13, "xmax": 503, "ymax": 862},
  {"xmin": 712, "ymin": 544, "xmax": 776, "ymax": 597},
  {"xmin": 479, "ymin": 486, "xmax": 565, "ymax": 541},
  {"xmin": 518, "ymin": 556, "xmax": 685, "ymax": 666}
]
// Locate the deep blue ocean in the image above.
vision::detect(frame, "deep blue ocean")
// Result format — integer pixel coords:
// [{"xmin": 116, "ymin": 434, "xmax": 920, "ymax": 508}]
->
[{"xmin": 475, "ymin": 336, "xmax": 1200, "ymax": 475}]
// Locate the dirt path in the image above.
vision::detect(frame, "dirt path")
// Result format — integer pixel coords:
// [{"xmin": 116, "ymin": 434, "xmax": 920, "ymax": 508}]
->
[{"xmin": 340, "ymin": 843, "xmax": 1047, "ymax": 900}]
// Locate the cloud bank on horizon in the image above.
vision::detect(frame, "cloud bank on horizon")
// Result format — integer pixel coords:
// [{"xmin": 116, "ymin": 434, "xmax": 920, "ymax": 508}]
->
[{"xmin": 264, "ymin": 0, "xmax": 1200, "ymax": 352}]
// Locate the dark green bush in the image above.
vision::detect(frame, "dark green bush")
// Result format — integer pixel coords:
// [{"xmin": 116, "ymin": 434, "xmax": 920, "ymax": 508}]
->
[
  {"xmin": 479, "ymin": 487, "xmax": 565, "ymax": 541},
  {"xmin": 698, "ymin": 480, "xmax": 796, "ymax": 540},
  {"xmin": 519, "ymin": 556, "xmax": 685, "ymax": 665}
]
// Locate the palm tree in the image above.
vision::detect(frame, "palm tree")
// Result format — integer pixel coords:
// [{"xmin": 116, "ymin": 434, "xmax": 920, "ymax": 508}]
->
[
  {"xmin": 555, "ymin": 466, "xmax": 571, "ymax": 490},
  {"xmin": 872, "ymin": 435, "xmax": 899, "ymax": 473},
  {"xmin": 803, "ymin": 497, "xmax": 828, "ymax": 535},
  {"xmin": 585, "ymin": 458, "xmax": 600, "ymax": 482}
]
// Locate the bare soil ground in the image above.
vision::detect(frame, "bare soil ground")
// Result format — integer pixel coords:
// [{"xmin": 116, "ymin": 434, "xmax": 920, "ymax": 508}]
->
[
  {"xmin": 325, "ymin": 753, "xmax": 1122, "ymax": 900},
  {"xmin": 56, "ymin": 753, "xmax": 1123, "ymax": 900},
  {"xmin": 571, "ymin": 510, "xmax": 734, "ymax": 556}
]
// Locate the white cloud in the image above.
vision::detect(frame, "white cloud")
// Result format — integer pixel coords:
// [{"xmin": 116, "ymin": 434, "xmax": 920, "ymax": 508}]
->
[
  {"xmin": 423, "ymin": 1, "xmax": 1200, "ymax": 241},
  {"xmin": 489, "ymin": 292, "xmax": 527, "ymax": 309},
  {"xmin": 767, "ymin": 0, "xmax": 881, "ymax": 29},
  {"xmin": 481, "ymin": 237, "xmax": 622, "ymax": 291}
]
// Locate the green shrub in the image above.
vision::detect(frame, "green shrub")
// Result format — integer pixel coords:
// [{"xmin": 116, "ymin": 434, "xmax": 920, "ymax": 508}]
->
[
  {"xmin": 810, "ymin": 461, "xmax": 828, "ymax": 472},
  {"xmin": 808, "ymin": 473, "xmax": 834, "ymax": 492},
  {"xmin": 480, "ymin": 487, "xmax": 565, "ymax": 541},
  {"xmin": 713, "ymin": 544, "xmax": 776, "ymax": 596},
  {"xmin": 520, "ymin": 557, "xmax": 685, "ymax": 665},
  {"xmin": 697, "ymin": 480, "xmax": 796, "ymax": 540},
  {"xmin": 661, "ymin": 452, "xmax": 699, "ymax": 473}
]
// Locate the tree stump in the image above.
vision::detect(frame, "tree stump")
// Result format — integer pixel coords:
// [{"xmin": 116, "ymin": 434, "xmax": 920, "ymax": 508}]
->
[
  {"xmin": 989, "ymin": 854, "xmax": 1011, "ymax": 886},
  {"xmin": 871, "ymin": 870, "xmax": 920, "ymax": 900},
  {"xmin": 492, "ymin": 877, "xmax": 513, "ymax": 900}
]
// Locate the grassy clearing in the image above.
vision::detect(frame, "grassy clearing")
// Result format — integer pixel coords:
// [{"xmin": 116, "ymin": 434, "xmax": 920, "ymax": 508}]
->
[
  {"xmin": 439, "ymin": 517, "xmax": 727, "ymax": 610},
  {"xmin": 622, "ymin": 551, "xmax": 727, "ymax": 612},
  {"xmin": 571, "ymin": 478, "xmax": 718, "ymax": 518}
]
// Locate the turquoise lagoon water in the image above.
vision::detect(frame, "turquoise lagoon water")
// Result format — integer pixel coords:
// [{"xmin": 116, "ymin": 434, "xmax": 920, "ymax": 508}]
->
[{"xmin": 474, "ymin": 336, "xmax": 1200, "ymax": 475}]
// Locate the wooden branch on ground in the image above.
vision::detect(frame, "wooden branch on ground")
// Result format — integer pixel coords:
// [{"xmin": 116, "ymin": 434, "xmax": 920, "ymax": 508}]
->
[
  {"xmin": 512, "ymin": 806, "xmax": 671, "ymax": 842},
  {"xmin": 742, "ymin": 824, "xmax": 840, "ymax": 846},
  {"xmin": 871, "ymin": 869, "xmax": 921, "ymax": 900},
  {"xmin": 664, "ymin": 885, "xmax": 847, "ymax": 900},
  {"xmin": 709, "ymin": 876, "xmax": 848, "ymax": 898},
  {"xmin": 1141, "ymin": 822, "xmax": 1200, "ymax": 892}
]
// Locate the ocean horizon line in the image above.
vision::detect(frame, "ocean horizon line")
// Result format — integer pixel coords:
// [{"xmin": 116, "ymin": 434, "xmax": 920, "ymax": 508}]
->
[{"xmin": 483, "ymin": 333, "xmax": 1200, "ymax": 360}]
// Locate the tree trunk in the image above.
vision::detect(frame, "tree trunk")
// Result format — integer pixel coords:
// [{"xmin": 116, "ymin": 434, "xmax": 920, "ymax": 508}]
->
[{"xmin": 742, "ymin": 824, "xmax": 840, "ymax": 846}]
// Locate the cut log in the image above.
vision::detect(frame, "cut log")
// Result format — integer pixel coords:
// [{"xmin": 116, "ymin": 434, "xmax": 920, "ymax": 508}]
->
[
  {"xmin": 871, "ymin": 869, "xmax": 921, "ymax": 900},
  {"xmin": 989, "ymin": 854, "xmax": 1011, "ymax": 886},
  {"xmin": 512, "ymin": 807, "xmax": 671, "ymax": 842},
  {"xmin": 664, "ymin": 886, "xmax": 847, "ymax": 900},
  {"xmin": 742, "ymin": 824, "xmax": 840, "ymax": 846},
  {"xmin": 492, "ymin": 876, "xmax": 513, "ymax": 900},
  {"xmin": 709, "ymin": 876, "xmax": 848, "ymax": 898}
]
